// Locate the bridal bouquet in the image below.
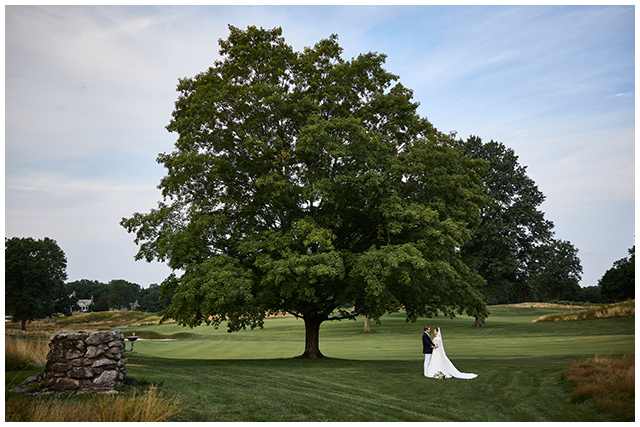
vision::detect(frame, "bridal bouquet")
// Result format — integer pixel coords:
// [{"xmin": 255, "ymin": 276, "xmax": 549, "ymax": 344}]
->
[{"xmin": 433, "ymin": 371, "xmax": 446, "ymax": 380}]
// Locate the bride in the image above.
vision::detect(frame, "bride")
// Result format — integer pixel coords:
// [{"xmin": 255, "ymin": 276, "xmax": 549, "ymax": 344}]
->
[{"xmin": 426, "ymin": 327, "xmax": 477, "ymax": 379}]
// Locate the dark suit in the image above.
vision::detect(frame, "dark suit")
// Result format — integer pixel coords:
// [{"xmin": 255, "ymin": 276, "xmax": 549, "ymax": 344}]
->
[{"xmin": 422, "ymin": 332, "xmax": 434, "ymax": 354}]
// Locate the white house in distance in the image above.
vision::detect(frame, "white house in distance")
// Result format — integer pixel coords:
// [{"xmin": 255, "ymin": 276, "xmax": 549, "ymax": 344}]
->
[{"xmin": 69, "ymin": 291, "xmax": 93, "ymax": 312}]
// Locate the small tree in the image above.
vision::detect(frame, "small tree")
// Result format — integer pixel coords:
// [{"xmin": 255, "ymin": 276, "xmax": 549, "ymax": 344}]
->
[
  {"xmin": 5, "ymin": 237, "xmax": 68, "ymax": 330},
  {"xmin": 122, "ymin": 26, "xmax": 489, "ymax": 358}
]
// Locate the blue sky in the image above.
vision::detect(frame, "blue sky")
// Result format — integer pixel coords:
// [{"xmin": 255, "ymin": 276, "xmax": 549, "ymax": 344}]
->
[{"xmin": 5, "ymin": 5, "xmax": 635, "ymax": 289}]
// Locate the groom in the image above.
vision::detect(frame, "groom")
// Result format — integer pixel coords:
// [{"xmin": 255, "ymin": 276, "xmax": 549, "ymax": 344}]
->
[{"xmin": 422, "ymin": 326, "xmax": 437, "ymax": 376}]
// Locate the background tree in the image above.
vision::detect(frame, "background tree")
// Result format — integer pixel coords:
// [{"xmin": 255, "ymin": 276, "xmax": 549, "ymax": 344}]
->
[
  {"xmin": 138, "ymin": 284, "xmax": 172, "ymax": 312},
  {"xmin": 577, "ymin": 285, "xmax": 602, "ymax": 303},
  {"xmin": 68, "ymin": 279, "xmax": 112, "ymax": 311},
  {"xmin": 122, "ymin": 26, "xmax": 489, "ymax": 358},
  {"xmin": 598, "ymin": 245, "xmax": 635, "ymax": 303},
  {"xmin": 529, "ymin": 239, "xmax": 583, "ymax": 301},
  {"xmin": 5, "ymin": 237, "xmax": 68, "ymax": 330},
  {"xmin": 53, "ymin": 284, "xmax": 78, "ymax": 316},
  {"xmin": 92, "ymin": 293, "xmax": 110, "ymax": 312},
  {"xmin": 453, "ymin": 136, "xmax": 585, "ymax": 319},
  {"xmin": 68, "ymin": 279, "xmax": 102, "ymax": 300},
  {"xmin": 107, "ymin": 279, "xmax": 141, "ymax": 310}
]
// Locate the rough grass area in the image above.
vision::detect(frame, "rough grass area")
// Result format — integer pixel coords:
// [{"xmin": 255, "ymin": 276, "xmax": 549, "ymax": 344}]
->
[
  {"xmin": 5, "ymin": 385, "xmax": 180, "ymax": 422},
  {"xmin": 565, "ymin": 355, "xmax": 635, "ymax": 421},
  {"xmin": 534, "ymin": 300, "xmax": 635, "ymax": 323},
  {"xmin": 5, "ymin": 335, "xmax": 49, "ymax": 371},
  {"xmin": 498, "ymin": 302, "xmax": 596, "ymax": 309},
  {"xmin": 5, "ymin": 311, "xmax": 161, "ymax": 335}
]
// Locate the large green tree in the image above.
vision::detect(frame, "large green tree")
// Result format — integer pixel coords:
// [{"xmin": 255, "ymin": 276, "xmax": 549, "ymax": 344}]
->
[
  {"xmin": 455, "ymin": 136, "xmax": 558, "ymax": 305},
  {"xmin": 5, "ymin": 237, "xmax": 68, "ymax": 330},
  {"xmin": 455, "ymin": 137, "xmax": 585, "ymax": 317},
  {"xmin": 122, "ymin": 26, "xmax": 489, "ymax": 358}
]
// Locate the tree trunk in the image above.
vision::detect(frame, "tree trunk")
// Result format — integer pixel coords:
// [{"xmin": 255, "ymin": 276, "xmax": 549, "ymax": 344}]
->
[
  {"xmin": 298, "ymin": 317, "xmax": 325, "ymax": 359},
  {"xmin": 363, "ymin": 315, "xmax": 372, "ymax": 333},
  {"xmin": 21, "ymin": 316, "xmax": 27, "ymax": 331},
  {"xmin": 473, "ymin": 313, "xmax": 488, "ymax": 328}
]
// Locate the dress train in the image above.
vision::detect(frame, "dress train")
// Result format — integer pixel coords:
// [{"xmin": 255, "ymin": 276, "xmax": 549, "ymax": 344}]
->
[{"xmin": 425, "ymin": 329, "xmax": 477, "ymax": 379}]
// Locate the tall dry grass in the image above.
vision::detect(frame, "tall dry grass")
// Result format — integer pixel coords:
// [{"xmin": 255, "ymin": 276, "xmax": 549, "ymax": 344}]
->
[
  {"xmin": 566, "ymin": 355, "xmax": 634, "ymax": 421},
  {"xmin": 534, "ymin": 300, "xmax": 635, "ymax": 323},
  {"xmin": 5, "ymin": 385, "xmax": 181, "ymax": 422},
  {"xmin": 5, "ymin": 334, "xmax": 49, "ymax": 371}
]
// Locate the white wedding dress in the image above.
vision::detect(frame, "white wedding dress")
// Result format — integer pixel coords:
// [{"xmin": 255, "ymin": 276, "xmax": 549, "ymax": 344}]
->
[{"xmin": 425, "ymin": 328, "xmax": 477, "ymax": 379}]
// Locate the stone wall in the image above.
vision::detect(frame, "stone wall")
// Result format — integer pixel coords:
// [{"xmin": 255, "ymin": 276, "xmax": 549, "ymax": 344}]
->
[{"xmin": 11, "ymin": 330, "xmax": 135, "ymax": 394}]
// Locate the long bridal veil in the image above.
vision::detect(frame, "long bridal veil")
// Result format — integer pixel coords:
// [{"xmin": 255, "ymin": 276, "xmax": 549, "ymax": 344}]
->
[{"xmin": 426, "ymin": 328, "xmax": 477, "ymax": 379}]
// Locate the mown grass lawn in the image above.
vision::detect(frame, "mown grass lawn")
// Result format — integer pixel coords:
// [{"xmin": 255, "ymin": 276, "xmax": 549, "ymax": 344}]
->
[
  {"xmin": 127, "ymin": 306, "xmax": 633, "ymax": 360},
  {"xmin": 118, "ymin": 306, "xmax": 633, "ymax": 421},
  {"xmin": 5, "ymin": 306, "xmax": 633, "ymax": 421},
  {"xmin": 126, "ymin": 355, "xmax": 607, "ymax": 422}
]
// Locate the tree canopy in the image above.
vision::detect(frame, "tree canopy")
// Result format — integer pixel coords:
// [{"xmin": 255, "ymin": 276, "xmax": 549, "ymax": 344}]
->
[
  {"xmin": 529, "ymin": 239, "xmax": 583, "ymax": 301},
  {"xmin": 122, "ymin": 25, "xmax": 489, "ymax": 358},
  {"xmin": 5, "ymin": 237, "xmax": 68, "ymax": 330}
]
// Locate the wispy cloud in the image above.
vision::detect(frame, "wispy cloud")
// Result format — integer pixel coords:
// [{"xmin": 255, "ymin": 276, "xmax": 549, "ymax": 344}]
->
[{"xmin": 611, "ymin": 92, "xmax": 634, "ymax": 98}]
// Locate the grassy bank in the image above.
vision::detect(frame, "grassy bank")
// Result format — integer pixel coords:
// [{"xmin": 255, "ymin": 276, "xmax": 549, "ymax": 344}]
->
[{"xmin": 534, "ymin": 299, "xmax": 635, "ymax": 323}]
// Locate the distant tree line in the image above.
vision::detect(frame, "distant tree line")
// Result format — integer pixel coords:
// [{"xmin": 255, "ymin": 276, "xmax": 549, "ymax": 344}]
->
[
  {"xmin": 5, "ymin": 237, "xmax": 172, "ymax": 330},
  {"xmin": 4, "ymin": 216, "xmax": 633, "ymax": 333},
  {"xmin": 66, "ymin": 279, "xmax": 172, "ymax": 313}
]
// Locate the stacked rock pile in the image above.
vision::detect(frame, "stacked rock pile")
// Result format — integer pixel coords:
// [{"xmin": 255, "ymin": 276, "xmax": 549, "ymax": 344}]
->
[{"xmin": 11, "ymin": 330, "xmax": 135, "ymax": 394}]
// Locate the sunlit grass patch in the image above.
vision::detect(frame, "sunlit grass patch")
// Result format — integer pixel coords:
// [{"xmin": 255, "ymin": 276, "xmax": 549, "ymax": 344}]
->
[{"xmin": 565, "ymin": 355, "xmax": 634, "ymax": 421}]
